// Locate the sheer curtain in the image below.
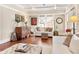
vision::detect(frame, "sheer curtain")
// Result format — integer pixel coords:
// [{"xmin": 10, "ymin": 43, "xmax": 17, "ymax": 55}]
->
[{"xmin": 37, "ymin": 16, "xmax": 54, "ymax": 28}]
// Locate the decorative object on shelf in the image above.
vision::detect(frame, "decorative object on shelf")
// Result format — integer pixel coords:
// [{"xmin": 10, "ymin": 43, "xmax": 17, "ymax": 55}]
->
[
  {"xmin": 56, "ymin": 17, "xmax": 63, "ymax": 24},
  {"xmin": 31, "ymin": 17, "xmax": 37, "ymax": 25}
]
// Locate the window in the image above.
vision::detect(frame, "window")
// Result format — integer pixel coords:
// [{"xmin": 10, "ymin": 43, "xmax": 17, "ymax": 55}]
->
[{"xmin": 37, "ymin": 16, "xmax": 54, "ymax": 28}]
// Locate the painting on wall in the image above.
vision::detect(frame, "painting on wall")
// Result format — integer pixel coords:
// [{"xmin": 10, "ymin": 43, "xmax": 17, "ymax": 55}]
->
[
  {"xmin": 31, "ymin": 17, "xmax": 37, "ymax": 25},
  {"xmin": 15, "ymin": 14, "xmax": 21, "ymax": 23},
  {"xmin": 15, "ymin": 14, "xmax": 25, "ymax": 23}
]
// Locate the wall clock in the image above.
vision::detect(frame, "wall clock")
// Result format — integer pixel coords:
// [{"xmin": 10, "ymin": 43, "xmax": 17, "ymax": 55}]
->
[{"xmin": 56, "ymin": 17, "xmax": 63, "ymax": 24}]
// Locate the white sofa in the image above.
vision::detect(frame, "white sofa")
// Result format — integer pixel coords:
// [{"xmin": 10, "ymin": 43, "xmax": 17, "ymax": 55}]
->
[
  {"xmin": 33, "ymin": 27, "xmax": 53, "ymax": 37},
  {"xmin": 53, "ymin": 35, "xmax": 79, "ymax": 54},
  {"xmin": 53, "ymin": 36, "xmax": 71, "ymax": 54},
  {"xmin": 68, "ymin": 35, "xmax": 79, "ymax": 54}
]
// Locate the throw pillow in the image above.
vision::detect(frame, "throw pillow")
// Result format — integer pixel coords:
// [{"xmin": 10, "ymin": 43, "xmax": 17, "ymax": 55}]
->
[{"xmin": 63, "ymin": 34, "xmax": 72, "ymax": 47}]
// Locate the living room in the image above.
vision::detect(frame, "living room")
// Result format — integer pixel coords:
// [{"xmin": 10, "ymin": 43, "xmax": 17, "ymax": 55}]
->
[{"xmin": 0, "ymin": 4, "xmax": 79, "ymax": 54}]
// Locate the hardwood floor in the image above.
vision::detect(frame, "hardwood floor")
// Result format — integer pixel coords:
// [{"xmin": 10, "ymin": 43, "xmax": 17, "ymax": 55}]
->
[{"xmin": 0, "ymin": 36, "xmax": 52, "ymax": 52}]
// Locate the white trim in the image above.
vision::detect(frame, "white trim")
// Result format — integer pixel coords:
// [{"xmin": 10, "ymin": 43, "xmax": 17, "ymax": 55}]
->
[{"xmin": 0, "ymin": 5, "xmax": 26, "ymax": 15}]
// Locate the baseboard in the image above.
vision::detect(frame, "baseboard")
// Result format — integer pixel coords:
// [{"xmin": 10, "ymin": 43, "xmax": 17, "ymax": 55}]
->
[
  {"xmin": 0, "ymin": 38, "xmax": 10, "ymax": 44},
  {"xmin": 35, "ymin": 36, "xmax": 52, "ymax": 38}
]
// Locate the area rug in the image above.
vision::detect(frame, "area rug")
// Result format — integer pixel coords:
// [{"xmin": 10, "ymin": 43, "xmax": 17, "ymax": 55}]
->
[{"xmin": 0, "ymin": 43, "xmax": 42, "ymax": 54}]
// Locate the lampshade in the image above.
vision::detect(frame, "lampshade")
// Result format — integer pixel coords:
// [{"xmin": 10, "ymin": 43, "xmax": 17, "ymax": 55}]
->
[{"xmin": 70, "ymin": 16, "xmax": 78, "ymax": 23}]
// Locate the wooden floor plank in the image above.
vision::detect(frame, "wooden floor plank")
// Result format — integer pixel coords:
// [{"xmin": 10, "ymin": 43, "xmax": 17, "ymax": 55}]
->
[{"xmin": 0, "ymin": 37, "xmax": 52, "ymax": 52}]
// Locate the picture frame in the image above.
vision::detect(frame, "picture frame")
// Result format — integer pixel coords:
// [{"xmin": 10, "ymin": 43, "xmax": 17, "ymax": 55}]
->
[
  {"xmin": 15, "ymin": 14, "xmax": 25, "ymax": 23},
  {"xmin": 15, "ymin": 14, "xmax": 21, "ymax": 23},
  {"xmin": 31, "ymin": 17, "xmax": 37, "ymax": 25}
]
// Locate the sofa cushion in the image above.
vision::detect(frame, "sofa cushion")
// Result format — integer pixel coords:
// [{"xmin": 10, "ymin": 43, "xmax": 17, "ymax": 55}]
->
[
  {"xmin": 63, "ymin": 34, "xmax": 72, "ymax": 47},
  {"xmin": 45, "ymin": 28, "xmax": 52, "ymax": 32}
]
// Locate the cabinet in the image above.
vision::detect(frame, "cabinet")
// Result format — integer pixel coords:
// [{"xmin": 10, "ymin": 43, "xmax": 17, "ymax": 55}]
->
[
  {"xmin": 15, "ymin": 27, "xmax": 22, "ymax": 40},
  {"xmin": 15, "ymin": 26, "xmax": 31, "ymax": 40}
]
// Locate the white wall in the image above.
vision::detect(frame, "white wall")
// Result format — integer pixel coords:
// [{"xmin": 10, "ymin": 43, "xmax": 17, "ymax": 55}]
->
[
  {"xmin": 27, "ymin": 14, "xmax": 65, "ymax": 35},
  {"xmin": 54, "ymin": 14, "xmax": 65, "ymax": 35},
  {"xmin": 0, "ymin": 7, "xmax": 3, "ymax": 40},
  {"xmin": 75, "ymin": 5, "xmax": 79, "ymax": 33},
  {"xmin": 0, "ymin": 5, "xmax": 28, "ymax": 43},
  {"xmin": 27, "ymin": 14, "xmax": 55, "ymax": 32}
]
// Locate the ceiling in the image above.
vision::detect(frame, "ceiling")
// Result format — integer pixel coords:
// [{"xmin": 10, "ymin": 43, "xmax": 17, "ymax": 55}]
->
[
  {"xmin": 20, "ymin": 4, "xmax": 71, "ymax": 9},
  {"xmin": 4, "ymin": 4, "xmax": 74, "ymax": 14},
  {"xmin": 18, "ymin": 4, "xmax": 73, "ymax": 14}
]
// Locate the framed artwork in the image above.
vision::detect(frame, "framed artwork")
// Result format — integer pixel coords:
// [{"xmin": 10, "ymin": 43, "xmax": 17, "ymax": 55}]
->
[
  {"xmin": 31, "ymin": 17, "xmax": 37, "ymax": 25},
  {"xmin": 15, "ymin": 14, "xmax": 21, "ymax": 23},
  {"xmin": 15, "ymin": 14, "xmax": 25, "ymax": 23}
]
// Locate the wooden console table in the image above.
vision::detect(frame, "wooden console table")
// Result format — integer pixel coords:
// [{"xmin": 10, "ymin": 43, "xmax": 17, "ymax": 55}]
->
[{"xmin": 15, "ymin": 27, "xmax": 22, "ymax": 40}]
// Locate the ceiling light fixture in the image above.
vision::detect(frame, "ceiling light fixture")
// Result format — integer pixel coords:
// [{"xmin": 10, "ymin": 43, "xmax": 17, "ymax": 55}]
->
[{"xmin": 54, "ymin": 4, "xmax": 56, "ymax": 9}]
